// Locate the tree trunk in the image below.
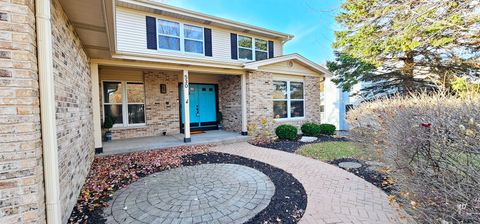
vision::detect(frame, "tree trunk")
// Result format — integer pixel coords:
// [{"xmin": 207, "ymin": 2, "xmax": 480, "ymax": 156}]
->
[{"xmin": 402, "ymin": 51, "xmax": 415, "ymax": 93}]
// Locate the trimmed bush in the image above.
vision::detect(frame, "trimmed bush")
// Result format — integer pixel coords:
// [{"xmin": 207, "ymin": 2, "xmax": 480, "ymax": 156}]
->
[
  {"xmin": 301, "ymin": 123, "xmax": 321, "ymax": 136},
  {"xmin": 275, "ymin": 124, "xmax": 298, "ymax": 140},
  {"xmin": 319, "ymin": 124, "xmax": 336, "ymax": 135}
]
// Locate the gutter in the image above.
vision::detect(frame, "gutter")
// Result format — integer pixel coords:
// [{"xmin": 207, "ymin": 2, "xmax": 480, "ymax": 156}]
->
[{"xmin": 35, "ymin": 0, "xmax": 62, "ymax": 223}]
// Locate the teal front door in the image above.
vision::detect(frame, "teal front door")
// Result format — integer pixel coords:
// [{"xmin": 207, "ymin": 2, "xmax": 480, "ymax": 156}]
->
[{"xmin": 179, "ymin": 84, "xmax": 217, "ymax": 130}]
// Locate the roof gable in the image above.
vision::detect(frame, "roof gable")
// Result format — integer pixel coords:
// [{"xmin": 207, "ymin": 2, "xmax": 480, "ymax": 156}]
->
[
  {"xmin": 258, "ymin": 60, "xmax": 319, "ymax": 76},
  {"xmin": 243, "ymin": 54, "xmax": 331, "ymax": 76}
]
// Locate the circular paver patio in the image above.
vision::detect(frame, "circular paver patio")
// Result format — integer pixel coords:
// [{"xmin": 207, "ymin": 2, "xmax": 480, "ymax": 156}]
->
[{"xmin": 104, "ymin": 164, "xmax": 275, "ymax": 224}]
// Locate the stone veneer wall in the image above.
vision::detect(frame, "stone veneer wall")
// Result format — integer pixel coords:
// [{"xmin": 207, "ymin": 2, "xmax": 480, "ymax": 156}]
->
[
  {"xmin": 0, "ymin": 0, "xmax": 45, "ymax": 223},
  {"xmin": 51, "ymin": 0, "xmax": 94, "ymax": 222},
  {"xmin": 219, "ymin": 75, "xmax": 241, "ymax": 132},
  {"xmin": 110, "ymin": 71, "xmax": 180, "ymax": 140},
  {"xmin": 246, "ymin": 71, "xmax": 322, "ymax": 136}
]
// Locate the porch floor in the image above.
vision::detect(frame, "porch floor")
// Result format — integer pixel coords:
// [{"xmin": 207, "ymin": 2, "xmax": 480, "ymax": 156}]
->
[{"xmin": 101, "ymin": 130, "xmax": 248, "ymax": 155}]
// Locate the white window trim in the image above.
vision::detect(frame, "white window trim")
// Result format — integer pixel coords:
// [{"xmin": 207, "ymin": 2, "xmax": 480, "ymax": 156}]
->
[
  {"xmin": 254, "ymin": 39, "xmax": 268, "ymax": 60},
  {"xmin": 102, "ymin": 80, "xmax": 146, "ymax": 128},
  {"xmin": 183, "ymin": 24, "xmax": 205, "ymax": 54},
  {"xmin": 273, "ymin": 80, "xmax": 305, "ymax": 120},
  {"xmin": 156, "ymin": 18, "xmax": 205, "ymax": 55},
  {"xmin": 237, "ymin": 35, "xmax": 269, "ymax": 61},
  {"xmin": 157, "ymin": 19, "xmax": 181, "ymax": 51},
  {"xmin": 237, "ymin": 35, "xmax": 253, "ymax": 61}
]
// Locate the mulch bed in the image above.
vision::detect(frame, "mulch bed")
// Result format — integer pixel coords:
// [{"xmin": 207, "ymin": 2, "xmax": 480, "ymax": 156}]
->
[
  {"xmin": 182, "ymin": 152, "xmax": 307, "ymax": 224},
  {"xmin": 328, "ymin": 158, "xmax": 394, "ymax": 194},
  {"xmin": 69, "ymin": 146, "xmax": 307, "ymax": 224},
  {"xmin": 68, "ymin": 145, "xmax": 209, "ymax": 224},
  {"xmin": 252, "ymin": 135, "xmax": 349, "ymax": 153}
]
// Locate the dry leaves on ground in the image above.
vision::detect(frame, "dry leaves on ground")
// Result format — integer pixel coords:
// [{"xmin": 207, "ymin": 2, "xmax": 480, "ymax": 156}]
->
[{"xmin": 68, "ymin": 145, "xmax": 209, "ymax": 224}]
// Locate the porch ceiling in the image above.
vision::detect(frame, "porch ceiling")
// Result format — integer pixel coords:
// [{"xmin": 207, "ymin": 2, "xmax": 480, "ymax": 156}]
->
[
  {"xmin": 94, "ymin": 59, "xmax": 246, "ymax": 75},
  {"xmin": 58, "ymin": 0, "xmax": 115, "ymax": 59}
]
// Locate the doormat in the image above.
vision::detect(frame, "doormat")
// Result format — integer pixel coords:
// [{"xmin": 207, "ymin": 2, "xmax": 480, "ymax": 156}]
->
[{"xmin": 190, "ymin": 131, "xmax": 205, "ymax": 135}]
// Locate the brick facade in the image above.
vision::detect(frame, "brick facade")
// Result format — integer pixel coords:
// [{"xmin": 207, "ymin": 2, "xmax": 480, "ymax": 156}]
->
[
  {"xmin": 0, "ymin": 1, "xmax": 97, "ymax": 223},
  {"xmin": 219, "ymin": 75, "xmax": 241, "ymax": 132},
  {"xmin": 0, "ymin": 0, "xmax": 45, "ymax": 223},
  {"xmin": 107, "ymin": 70, "xmax": 322, "ymax": 140},
  {"xmin": 246, "ymin": 71, "xmax": 322, "ymax": 136},
  {"xmin": 245, "ymin": 71, "xmax": 274, "ymax": 131},
  {"xmin": 51, "ymin": 0, "xmax": 94, "ymax": 222},
  {"xmin": 108, "ymin": 72, "xmax": 247, "ymax": 139},
  {"xmin": 110, "ymin": 71, "xmax": 180, "ymax": 140},
  {"xmin": 304, "ymin": 76, "xmax": 321, "ymax": 123}
]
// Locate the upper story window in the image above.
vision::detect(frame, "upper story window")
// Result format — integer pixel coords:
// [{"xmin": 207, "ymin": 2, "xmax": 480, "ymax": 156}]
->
[
  {"xmin": 238, "ymin": 35, "xmax": 253, "ymax": 60},
  {"xmin": 157, "ymin": 19, "xmax": 204, "ymax": 54},
  {"xmin": 184, "ymin": 24, "xmax": 204, "ymax": 54},
  {"xmin": 255, "ymin": 39, "xmax": 268, "ymax": 60},
  {"xmin": 157, "ymin": 19, "xmax": 180, "ymax": 51},
  {"xmin": 238, "ymin": 35, "xmax": 269, "ymax": 61}
]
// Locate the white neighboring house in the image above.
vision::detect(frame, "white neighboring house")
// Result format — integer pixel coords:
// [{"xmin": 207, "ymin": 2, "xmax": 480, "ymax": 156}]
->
[{"xmin": 322, "ymin": 78, "xmax": 364, "ymax": 131}]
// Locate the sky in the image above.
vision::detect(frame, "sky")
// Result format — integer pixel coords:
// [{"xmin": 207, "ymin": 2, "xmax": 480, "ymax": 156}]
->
[{"xmin": 162, "ymin": 0, "xmax": 343, "ymax": 65}]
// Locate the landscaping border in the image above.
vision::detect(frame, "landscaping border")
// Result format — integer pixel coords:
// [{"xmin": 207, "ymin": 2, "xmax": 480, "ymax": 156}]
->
[
  {"xmin": 182, "ymin": 152, "xmax": 308, "ymax": 224},
  {"xmin": 252, "ymin": 135, "xmax": 349, "ymax": 153}
]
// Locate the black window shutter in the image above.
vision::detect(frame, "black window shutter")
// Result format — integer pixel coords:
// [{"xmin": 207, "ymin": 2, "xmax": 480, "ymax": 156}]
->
[
  {"xmin": 146, "ymin": 16, "xmax": 157, "ymax": 50},
  {"xmin": 230, "ymin": 33, "xmax": 238, "ymax": 60},
  {"xmin": 268, "ymin": 40, "xmax": 274, "ymax": 58},
  {"xmin": 204, "ymin": 28, "xmax": 212, "ymax": 57}
]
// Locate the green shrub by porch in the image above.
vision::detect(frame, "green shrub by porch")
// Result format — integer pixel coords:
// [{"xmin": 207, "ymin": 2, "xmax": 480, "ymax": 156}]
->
[
  {"xmin": 275, "ymin": 124, "xmax": 298, "ymax": 140},
  {"xmin": 301, "ymin": 123, "xmax": 321, "ymax": 136},
  {"xmin": 319, "ymin": 124, "xmax": 336, "ymax": 135}
]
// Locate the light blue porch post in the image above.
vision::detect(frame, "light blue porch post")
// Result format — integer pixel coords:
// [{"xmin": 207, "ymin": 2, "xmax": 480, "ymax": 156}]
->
[{"xmin": 182, "ymin": 70, "xmax": 191, "ymax": 142}]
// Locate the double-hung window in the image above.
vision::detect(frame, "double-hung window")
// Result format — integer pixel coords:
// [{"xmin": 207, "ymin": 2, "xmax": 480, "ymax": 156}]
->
[
  {"xmin": 103, "ymin": 82, "xmax": 123, "ymax": 124},
  {"xmin": 157, "ymin": 19, "xmax": 204, "ymax": 54},
  {"xmin": 238, "ymin": 35, "xmax": 253, "ymax": 60},
  {"xmin": 255, "ymin": 39, "xmax": 268, "ymax": 60},
  {"xmin": 157, "ymin": 19, "xmax": 181, "ymax": 51},
  {"xmin": 273, "ymin": 81, "xmax": 304, "ymax": 119},
  {"xmin": 103, "ymin": 81, "xmax": 145, "ymax": 127},
  {"xmin": 184, "ymin": 24, "xmax": 204, "ymax": 53},
  {"xmin": 238, "ymin": 35, "xmax": 269, "ymax": 61}
]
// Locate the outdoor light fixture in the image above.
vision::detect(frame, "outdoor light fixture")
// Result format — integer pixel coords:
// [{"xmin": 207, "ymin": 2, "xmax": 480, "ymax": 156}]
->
[{"xmin": 160, "ymin": 84, "xmax": 167, "ymax": 93}]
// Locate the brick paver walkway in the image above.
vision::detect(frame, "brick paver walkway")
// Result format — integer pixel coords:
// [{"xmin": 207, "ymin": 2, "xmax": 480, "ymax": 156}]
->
[
  {"xmin": 104, "ymin": 164, "xmax": 275, "ymax": 224},
  {"xmin": 212, "ymin": 142, "xmax": 410, "ymax": 224}
]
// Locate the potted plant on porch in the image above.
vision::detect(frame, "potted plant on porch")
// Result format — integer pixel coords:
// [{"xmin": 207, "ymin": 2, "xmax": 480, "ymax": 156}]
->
[{"xmin": 103, "ymin": 114, "xmax": 115, "ymax": 142}]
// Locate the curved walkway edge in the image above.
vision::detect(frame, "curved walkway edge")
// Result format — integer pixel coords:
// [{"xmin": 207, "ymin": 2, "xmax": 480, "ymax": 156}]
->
[{"xmin": 211, "ymin": 142, "xmax": 410, "ymax": 224}]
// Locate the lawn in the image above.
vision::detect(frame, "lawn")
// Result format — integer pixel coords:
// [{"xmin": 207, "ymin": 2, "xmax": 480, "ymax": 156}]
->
[{"xmin": 296, "ymin": 141, "xmax": 364, "ymax": 161}]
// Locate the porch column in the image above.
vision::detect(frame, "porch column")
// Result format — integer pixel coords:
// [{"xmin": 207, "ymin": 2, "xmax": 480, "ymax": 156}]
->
[
  {"xmin": 183, "ymin": 70, "xmax": 191, "ymax": 142},
  {"xmin": 241, "ymin": 73, "xmax": 248, "ymax": 135},
  {"xmin": 90, "ymin": 63, "xmax": 103, "ymax": 152}
]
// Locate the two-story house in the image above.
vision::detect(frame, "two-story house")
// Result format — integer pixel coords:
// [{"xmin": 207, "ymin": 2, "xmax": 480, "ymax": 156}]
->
[
  {"xmin": 1, "ymin": 0, "xmax": 331, "ymax": 223},
  {"xmin": 98, "ymin": 1, "xmax": 330, "ymax": 143}
]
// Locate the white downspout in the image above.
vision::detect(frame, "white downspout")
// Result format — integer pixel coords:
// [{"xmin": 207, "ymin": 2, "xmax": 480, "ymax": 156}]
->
[{"xmin": 36, "ymin": 0, "xmax": 62, "ymax": 223}]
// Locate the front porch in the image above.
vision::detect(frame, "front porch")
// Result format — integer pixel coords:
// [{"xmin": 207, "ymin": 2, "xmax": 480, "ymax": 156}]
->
[
  {"xmin": 101, "ymin": 130, "xmax": 248, "ymax": 155},
  {"xmin": 90, "ymin": 62, "xmax": 249, "ymax": 154}
]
